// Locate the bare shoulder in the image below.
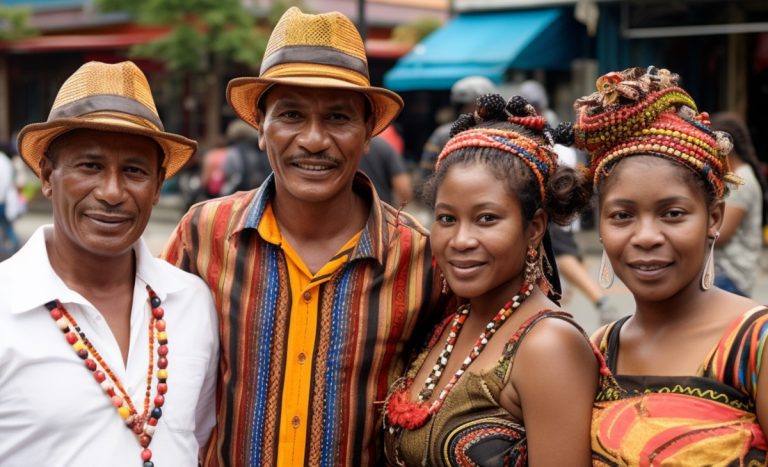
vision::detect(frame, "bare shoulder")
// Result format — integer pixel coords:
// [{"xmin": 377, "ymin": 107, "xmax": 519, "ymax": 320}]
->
[{"xmin": 513, "ymin": 315, "xmax": 598, "ymax": 373}]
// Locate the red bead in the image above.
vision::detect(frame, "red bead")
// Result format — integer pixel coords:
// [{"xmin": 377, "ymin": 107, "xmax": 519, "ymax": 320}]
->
[
  {"xmin": 148, "ymin": 417, "xmax": 158, "ymax": 426},
  {"xmin": 141, "ymin": 448, "xmax": 152, "ymax": 461},
  {"xmin": 84, "ymin": 359, "xmax": 97, "ymax": 371},
  {"xmin": 111, "ymin": 395, "xmax": 123, "ymax": 407},
  {"xmin": 152, "ymin": 307, "xmax": 164, "ymax": 319},
  {"xmin": 134, "ymin": 423, "xmax": 145, "ymax": 435},
  {"xmin": 94, "ymin": 371, "xmax": 106, "ymax": 383},
  {"xmin": 154, "ymin": 395, "xmax": 164, "ymax": 407},
  {"xmin": 140, "ymin": 435, "xmax": 152, "ymax": 447},
  {"xmin": 106, "ymin": 387, "xmax": 116, "ymax": 397},
  {"xmin": 77, "ymin": 349, "xmax": 89, "ymax": 359},
  {"xmin": 155, "ymin": 320, "xmax": 166, "ymax": 332},
  {"xmin": 65, "ymin": 332, "xmax": 78, "ymax": 345},
  {"xmin": 157, "ymin": 383, "xmax": 168, "ymax": 395},
  {"xmin": 157, "ymin": 357, "xmax": 168, "ymax": 369},
  {"xmin": 157, "ymin": 345, "xmax": 168, "ymax": 357},
  {"xmin": 50, "ymin": 308, "xmax": 63, "ymax": 320}
]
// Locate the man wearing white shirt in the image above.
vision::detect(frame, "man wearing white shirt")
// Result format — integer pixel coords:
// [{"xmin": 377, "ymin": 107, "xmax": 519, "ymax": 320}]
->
[{"xmin": 0, "ymin": 61, "xmax": 218, "ymax": 466}]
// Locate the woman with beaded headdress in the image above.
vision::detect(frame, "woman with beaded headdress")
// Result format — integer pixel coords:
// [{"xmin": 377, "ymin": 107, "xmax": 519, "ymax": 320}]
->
[
  {"xmin": 381, "ymin": 93, "xmax": 603, "ymax": 466},
  {"xmin": 572, "ymin": 66, "xmax": 768, "ymax": 464}
]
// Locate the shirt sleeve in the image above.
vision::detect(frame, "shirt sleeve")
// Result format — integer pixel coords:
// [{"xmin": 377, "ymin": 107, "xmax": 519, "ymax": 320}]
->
[{"xmin": 161, "ymin": 211, "xmax": 196, "ymax": 275}]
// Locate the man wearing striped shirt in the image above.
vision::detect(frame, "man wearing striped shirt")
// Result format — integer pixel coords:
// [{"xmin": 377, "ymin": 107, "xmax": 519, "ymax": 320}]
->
[{"xmin": 162, "ymin": 7, "xmax": 444, "ymax": 466}]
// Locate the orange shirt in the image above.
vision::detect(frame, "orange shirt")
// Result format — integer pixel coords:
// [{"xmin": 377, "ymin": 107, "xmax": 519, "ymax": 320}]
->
[{"xmin": 258, "ymin": 202, "xmax": 361, "ymax": 467}]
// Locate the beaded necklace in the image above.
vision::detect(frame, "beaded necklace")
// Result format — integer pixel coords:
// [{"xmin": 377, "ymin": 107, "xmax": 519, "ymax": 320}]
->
[
  {"xmin": 385, "ymin": 283, "xmax": 533, "ymax": 431},
  {"xmin": 45, "ymin": 285, "xmax": 168, "ymax": 467}
]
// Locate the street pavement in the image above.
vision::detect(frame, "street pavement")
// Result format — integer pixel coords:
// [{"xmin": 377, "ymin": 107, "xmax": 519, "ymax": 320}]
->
[{"xmin": 9, "ymin": 195, "xmax": 768, "ymax": 335}]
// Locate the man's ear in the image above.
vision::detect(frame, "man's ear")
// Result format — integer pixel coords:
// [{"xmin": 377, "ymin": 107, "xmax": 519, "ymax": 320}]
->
[
  {"xmin": 39, "ymin": 156, "xmax": 53, "ymax": 199},
  {"xmin": 255, "ymin": 110, "xmax": 266, "ymax": 151}
]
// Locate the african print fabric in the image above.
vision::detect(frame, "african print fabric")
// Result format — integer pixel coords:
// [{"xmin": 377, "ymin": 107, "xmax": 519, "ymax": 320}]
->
[{"xmin": 592, "ymin": 307, "xmax": 768, "ymax": 466}]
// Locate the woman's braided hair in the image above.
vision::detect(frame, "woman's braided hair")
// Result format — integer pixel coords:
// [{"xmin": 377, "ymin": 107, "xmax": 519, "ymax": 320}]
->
[{"xmin": 422, "ymin": 93, "xmax": 591, "ymax": 226}]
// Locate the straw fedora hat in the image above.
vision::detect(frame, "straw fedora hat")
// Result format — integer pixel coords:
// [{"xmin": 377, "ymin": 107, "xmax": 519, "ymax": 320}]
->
[
  {"xmin": 17, "ymin": 61, "xmax": 196, "ymax": 179},
  {"xmin": 227, "ymin": 7, "xmax": 403, "ymax": 136}
]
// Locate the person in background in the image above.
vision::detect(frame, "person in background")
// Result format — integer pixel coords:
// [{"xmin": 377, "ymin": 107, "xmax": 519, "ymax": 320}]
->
[
  {"xmin": 419, "ymin": 76, "xmax": 497, "ymax": 180},
  {"xmin": 0, "ymin": 148, "xmax": 20, "ymax": 257},
  {"xmin": 162, "ymin": 8, "xmax": 444, "ymax": 466},
  {"xmin": 710, "ymin": 112, "xmax": 768, "ymax": 297},
  {"xmin": 358, "ymin": 135, "xmax": 413, "ymax": 207},
  {"xmin": 574, "ymin": 66, "xmax": 767, "ymax": 464},
  {"xmin": 518, "ymin": 79, "xmax": 617, "ymax": 324},
  {"xmin": 0, "ymin": 60, "xmax": 218, "ymax": 466},
  {"xmin": 383, "ymin": 94, "xmax": 600, "ymax": 466},
  {"xmin": 220, "ymin": 120, "xmax": 271, "ymax": 195}
]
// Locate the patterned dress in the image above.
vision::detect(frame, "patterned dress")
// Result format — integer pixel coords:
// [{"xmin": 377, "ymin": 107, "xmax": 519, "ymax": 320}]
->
[
  {"xmin": 384, "ymin": 310, "xmax": 592, "ymax": 466},
  {"xmin": 592, "ymin": 307, "xmax": 768, "ymax": 466}
]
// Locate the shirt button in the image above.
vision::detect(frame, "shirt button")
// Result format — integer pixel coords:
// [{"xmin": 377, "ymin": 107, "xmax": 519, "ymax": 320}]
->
[
  {"xmin": 302, "ymin": 291, "xmax": 311, "ymax": 302},
  {"xmin": 291, "ymin": 415, "xmax": 301, "ymax": 428},
  {"xmin": 298, "ymin": 352, "xmax": 307, "ymax": 364}
]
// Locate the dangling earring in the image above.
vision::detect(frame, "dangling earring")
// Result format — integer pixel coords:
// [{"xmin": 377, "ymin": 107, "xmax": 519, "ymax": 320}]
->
[
  {"xmin": 701, "ymin": 232, "xmax": 719, "ymax": 291},
  {"xmin": 441, "ymin": 271, "xmax": 449, "ymax": 294},
  {"xmin": 524, "ymin": 246, "xmax": 542, "ymax": 285},
  {"xmin": 598, "ymin": 249, "xmax": 614, "ymax": 289}
]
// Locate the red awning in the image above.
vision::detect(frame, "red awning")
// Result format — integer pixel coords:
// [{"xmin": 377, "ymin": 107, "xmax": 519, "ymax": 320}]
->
[{"xmin": 0, "ymin": 31, "xmax": 411, "ymax": 58}]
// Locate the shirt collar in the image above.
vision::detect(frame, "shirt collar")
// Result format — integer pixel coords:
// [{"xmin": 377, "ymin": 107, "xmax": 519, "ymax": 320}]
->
[
  {"xmin": 3, "ymin": 225, "xmax": 182, "ymax": 314},
  {"xmin": 241, "ymin": 172, "xmax": 388, "ymax": 264}
]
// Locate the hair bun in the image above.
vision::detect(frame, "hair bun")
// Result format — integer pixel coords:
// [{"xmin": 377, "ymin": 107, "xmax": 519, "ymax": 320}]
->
[
  {"xmin": 506, "ymin": 95, "xmax": 536, "ymax": 117},
  {"xmin": 449, "ymin": 113, "xmax": 477, "ymax": 137},
  {"xmin": 551, "ymin": 122, "xmax": 574, "ymax": 146}
]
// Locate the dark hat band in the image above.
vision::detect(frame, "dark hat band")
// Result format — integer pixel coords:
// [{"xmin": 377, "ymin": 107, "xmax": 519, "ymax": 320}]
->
[
  {"xmin": 48, "ymin": 94, "xmax": 165, "ymax": 131},
  {"xmin": 260, "ymin": 45, "xmax": 369, "ymax": 79}
]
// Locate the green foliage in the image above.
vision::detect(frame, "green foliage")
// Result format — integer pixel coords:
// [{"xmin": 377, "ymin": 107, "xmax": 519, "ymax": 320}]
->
[
  {"xmin": 96, "ymin": 0, "xmax": 267, "ymax": 72},
  {"xmin": 0, "ymin": 6, "xmax": 35, "ymax": 41},
  {"xmin": 392, "ymin": 17, "xmax": 442, "ymax": 45}
]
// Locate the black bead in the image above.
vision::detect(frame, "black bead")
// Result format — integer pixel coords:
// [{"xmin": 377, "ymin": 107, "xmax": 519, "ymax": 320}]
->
[
  {"xmin": 151, "ymin": 297, "xmax": 161, "ymax": 308},
  {"xmin": 143, "ymin": 462, "xmax": 154, "ymax": 467},
  {"xmin": 151, "ymin": 407, "xmax": 162, "ymax": 419},
  {"xmin": 475, "ymin": 93, "xmax": 506, "ymax": 121},
  {"xmin": 449, "ymin": 113, "xmax": 476, "ymax": 137},
  {"xmin": 506, "ymin": 95, "xmax": 531, "ymax": 116}
]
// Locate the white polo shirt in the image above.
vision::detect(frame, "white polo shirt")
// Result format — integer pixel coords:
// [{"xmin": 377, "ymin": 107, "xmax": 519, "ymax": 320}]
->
[{"xmin": 0, "ymin": 226, "xmax": 219, "ymax": 466}]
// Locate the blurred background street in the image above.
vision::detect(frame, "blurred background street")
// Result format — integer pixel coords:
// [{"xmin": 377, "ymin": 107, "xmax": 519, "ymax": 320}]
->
[{"xmin": 12, "ymin": 197, "xmax": 768, "ymax": 335}]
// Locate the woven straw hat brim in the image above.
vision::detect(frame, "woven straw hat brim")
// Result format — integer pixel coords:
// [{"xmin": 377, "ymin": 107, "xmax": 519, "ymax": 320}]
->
[
  {"xmin": 227, "ymin": 76, "xmax": 403, "ymax": 137},
  {"xmin": 17, "ymin": 116, "xmax": 197, "ymax": 180}
]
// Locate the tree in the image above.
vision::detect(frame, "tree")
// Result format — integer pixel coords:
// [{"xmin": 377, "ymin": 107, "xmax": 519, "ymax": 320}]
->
[
  {"xmin": 96, "ymin": 0, "xmax": 279, "ymax": 144},
  {"xmin": 0, "ymin": 6, "xmax": 35, "ymax": 41}
]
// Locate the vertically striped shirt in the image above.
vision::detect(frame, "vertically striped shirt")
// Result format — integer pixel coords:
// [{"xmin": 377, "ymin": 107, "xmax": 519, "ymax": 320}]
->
[{"xmin": 162, "ymin": 173, "xmax": 442, "ymax": 466}]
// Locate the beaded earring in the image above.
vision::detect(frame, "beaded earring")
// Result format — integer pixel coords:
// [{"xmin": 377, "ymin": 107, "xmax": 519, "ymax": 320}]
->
[
  {"xmin": 598, "ymin": 249, "xmax": 615, "ymax": 289},
  {"xmin": 524, "ymin": 246, "xmax": 542, "ymax": 285},
  {"xmin": 701, "ymin": 232, "xmax": 719, "ymax": 290}
]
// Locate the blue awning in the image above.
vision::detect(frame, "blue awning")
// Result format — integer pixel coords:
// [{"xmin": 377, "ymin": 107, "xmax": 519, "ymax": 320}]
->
[{"xmin": 384, "ymin": 8, "xmax": 584, "ymax": 91}]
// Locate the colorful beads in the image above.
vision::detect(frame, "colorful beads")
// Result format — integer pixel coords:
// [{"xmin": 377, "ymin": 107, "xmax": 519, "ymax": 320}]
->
[
  {"xmin": 44, "ymin": 284, "xmax": 169, "ymax": 465},
  {"xmin": 386, "ymin": 283, "xmax": 534, "ymax": 431}
]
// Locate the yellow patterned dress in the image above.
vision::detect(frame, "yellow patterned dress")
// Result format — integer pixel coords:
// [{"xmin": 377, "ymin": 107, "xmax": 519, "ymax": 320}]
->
[{"xmin": 592, "ymin": 307, "xmax": 768, "ymax": 466}]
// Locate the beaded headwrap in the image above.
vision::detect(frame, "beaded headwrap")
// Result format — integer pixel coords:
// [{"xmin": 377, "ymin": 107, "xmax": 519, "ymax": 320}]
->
[
  {"xmin": 435, "ymin": 94, "xmax": 559, "ymax": 202},
  {"xmin": 573, "ymin": 66, "xmax": 740, "ymax": 198}
]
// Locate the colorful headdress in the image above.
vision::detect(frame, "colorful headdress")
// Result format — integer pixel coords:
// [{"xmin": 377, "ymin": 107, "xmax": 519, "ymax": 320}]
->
[
  {"xmin": 435, "ymin": 94, "xmax": 560, "ymax": 202},
  {"xmin": 573, "ymin": 66, "xmax": 740, "ymax": 198}
]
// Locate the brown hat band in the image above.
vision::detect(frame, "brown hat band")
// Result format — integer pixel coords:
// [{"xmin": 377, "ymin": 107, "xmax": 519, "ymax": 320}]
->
[
  {"xmin": 49, "ymin": 94, "xmax": 165, "ymax": 131},
  {"xmin": 260, "ymin": 45, "xmax": 369, "ymax": 79}
]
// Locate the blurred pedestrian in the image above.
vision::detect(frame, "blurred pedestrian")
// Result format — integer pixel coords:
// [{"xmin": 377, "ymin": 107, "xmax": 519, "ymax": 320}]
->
[
  {"xmin": 419, "ymin": 76, "xmax": 497, "ymax": 179},
  {"xmin": 710, "ymin": 112, "xmax": 767, "ymax": 296},
  {"xmin": 358, "ymin": 135, "xmax": 413, "ymax": 206},
  {"xmin": 0, "ymin": 61, "xmax": 218, "ymax": 466},
  {"xmin": 0, "ymin": 148, "xmax": 20, "ymax": 257},
  {"xmin": 574, "ymin": 66, "xmax": 767, "ymax": 463},
  {"xmin": 220, "ymin": 120, "xmax": 271, "ymax": 195}
]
